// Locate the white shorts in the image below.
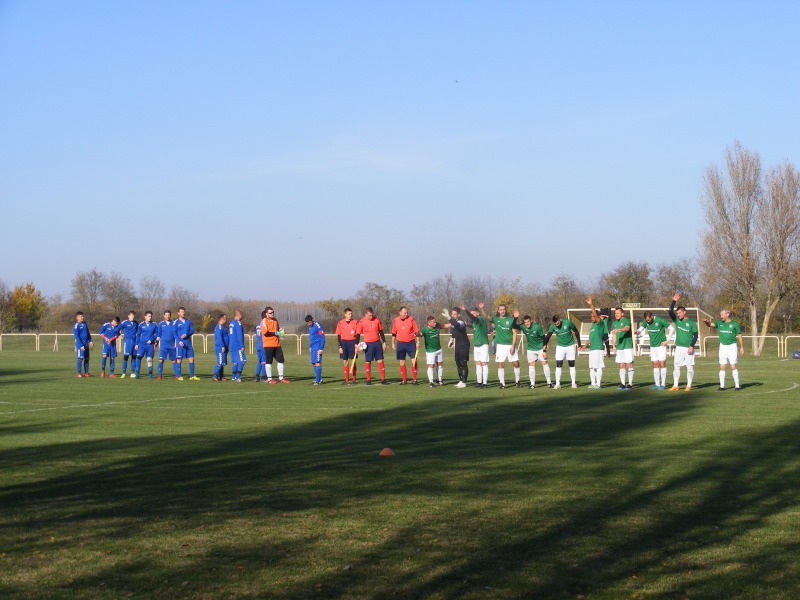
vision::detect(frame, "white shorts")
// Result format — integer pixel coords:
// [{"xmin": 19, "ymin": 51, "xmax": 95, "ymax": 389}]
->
[
  {"xmin": 473, "ymin": 344, "xmax": 490, "ymax": 363},
  {"xmin": 719, "ymin": 343, "xmax": 738, "ymax": 365},
  {"xmin": 674, "ymin": 346, "xmax": 696, "ymax": 367},
  {"xmin": 555, "ymin": 345, "xmax": 577, "ymax": 362},
  {"xmin": 649, "ymin": 345, "xmax": 667, "ymax": 362},
  {"xmin": 426, "ymin": 349, "xmax": 443, "ymax": 365},
  {"xmin": 615, "ymin": 348, "xmax": 634, "ymax": 364},
  {"xmin": 526, "ymin": 349, "xmax": 547, "ymax": 363},
  {"xmin": 588, "ymin": 349, "xmax": 605, "ymax": 369},
  {"xmin": 495, "ymin": 343, "xmax": 518, "ymax": 363}
]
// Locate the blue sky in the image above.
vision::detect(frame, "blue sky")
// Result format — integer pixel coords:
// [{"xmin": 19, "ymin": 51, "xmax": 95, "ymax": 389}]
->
[{"xmin": 1, "ymin": 1, "xmax": 798, "ymax": 301}]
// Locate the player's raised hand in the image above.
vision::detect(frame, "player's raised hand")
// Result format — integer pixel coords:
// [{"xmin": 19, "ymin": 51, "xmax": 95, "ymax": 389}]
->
[
  {"xmin": 512, "ymin": 308, "xmax": 520, "ymax": 319},
  {"xmin": 673, "ymin": 292, "xmax": 681, "ymax": 302},
  {"xmin": 442, "ymin": 308, "xmax": 450, "ymax": 319},
  {"xmin": 586, "ymin": 296, "xmax": 593, "ymax": 306}
]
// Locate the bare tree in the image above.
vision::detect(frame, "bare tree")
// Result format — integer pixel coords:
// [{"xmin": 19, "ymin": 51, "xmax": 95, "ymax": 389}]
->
[
  {"xmin": 139, "ymin": 276, "xmax": 166, "ymax": 313},
  {"xmin": 353, "ymin": 282, "xmax": 407, "ymax": 319},
  {"xmin": 599, "ymin": 261, "xmax": 653, "ymax": 307},
  {"xmin": 102, "ymin": 272, "xmax": 137, "ymax": 315},
  {"xmin": 701, "ymin": 143, "xmax": 800, "ymax": 354},
  {"xmin": 168, "ymin": 285, "xmax": 200, "ymax": 315},
  {"xmin": 71, "ymin": 268, "xmax": 106, "ymax": 311},
  {"xmin": 653, "ymin": 261, "xmax": 706, "ymax": 307}
]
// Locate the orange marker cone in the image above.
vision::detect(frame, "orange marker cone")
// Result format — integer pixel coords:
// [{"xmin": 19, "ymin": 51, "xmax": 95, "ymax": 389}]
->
[{"xmin": 379, "ymin": 448, "xmax": 395, "ymax": 456}]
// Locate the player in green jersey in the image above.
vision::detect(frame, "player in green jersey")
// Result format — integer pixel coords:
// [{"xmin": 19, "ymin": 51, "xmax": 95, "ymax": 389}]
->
[
  {"xmin": 488, "ymin": 304, "xmax": 520, "ymax": 389},
  {"xmin": 581, "ymin": 297, "xmax": 606, "ymax": 388},
  {"xmin": 513, "ymin": 308, "xmax": 551, "ymax": 388},
  {"xmin": 637, "ymin": 311, "xmax": 671, "ymax": 389},
  {"xmin": 610, "ymin": 307, "xmax": 634, "ymax": 390},
  {"xmin": 420, "ymin": 315, "xmax": 452, "ymax": 388},
  {"xmin": 463, "ymin": 303, "xmax": 490, "ymax": 388},
  {"xmin": 543, "ymin": 315, "xmax": 581, "ymax": 388},
  {"xmin": 668, "ymin": 292, "xmax": 699, "ymax": 391},
  {"xmin": 703, "ymin": 310, "xmax": 744, "ymax": 391}
]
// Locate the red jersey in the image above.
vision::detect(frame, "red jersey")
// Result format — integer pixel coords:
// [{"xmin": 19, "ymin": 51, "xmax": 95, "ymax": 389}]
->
[
  {"xmin": 335, "ymin": 318, "xmax": 358, "ymax": 341},
  {"xmin": 357, "ymin": 316, "xmax": 383, "ymax": 343},
  {"xmin": 391, "ymin": 316, "xmax": 419, "ymax": 343}
]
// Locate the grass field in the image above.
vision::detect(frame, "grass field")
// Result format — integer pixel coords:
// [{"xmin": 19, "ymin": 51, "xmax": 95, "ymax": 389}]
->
[{"xmin": 1, "ymin": 350, "xmax": 799, "ymax": 599}]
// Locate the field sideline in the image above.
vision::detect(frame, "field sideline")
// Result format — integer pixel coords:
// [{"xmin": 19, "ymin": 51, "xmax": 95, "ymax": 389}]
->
[{"xmin": 1, "ymin": 352, "xmax": 799, "ymax": 599}]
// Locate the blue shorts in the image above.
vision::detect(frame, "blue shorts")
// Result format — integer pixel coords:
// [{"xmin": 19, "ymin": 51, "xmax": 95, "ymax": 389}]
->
[
  {"xmin": 215, "ymin": 349, "xmax": 228, "ymax": 366},
  {"xmin": 365, "ymin": 341, "xmax": 384, "ymax": 362},
  {"xmin": 339, "ymin": 339, "xmax": 356, "ymax": 360},
  {"xmin": 232, "ymin": 348, "xmax": 247, "ymax": 364},
  {"xmin": 310, "ymin": 347, "xmax": 324, "ymax": 364},
  {"xmin": 123, "ymin": 341, "xmax": 136, "ymax": 357},
  {"xmin": 395, "ymin": 341, "xmax": 417, "ymax": 360},
  {"xmin": 102, "ymin": 344, "xmax": 117, "ymax": 358},
  {"xmin": 136, "ymin": 344, "xmax": 154, "ymax": 359},
  {"xmin": 177, "ymin": 344, "xmax": 194, "ymax": 359},
  {"xmin": 256, "ymin": 348, "xmax": 266, "ymax": 362},
  {"xmin": 75, "ymin": 346, "xmax": 90, "ymax": 360},
  {"xmin": 159, "ymin": 346, "xmax": 177, "ymax": 361}
]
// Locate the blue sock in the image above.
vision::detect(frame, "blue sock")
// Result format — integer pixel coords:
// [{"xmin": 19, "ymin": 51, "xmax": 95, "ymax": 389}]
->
[
  {"xmin": 189, "ymin": 362, "xmax": 195, "ymax": 377},
  {"xmin": 101, "ymin": 357, "xmax": 107, "ymax": 372},
  {"xmin": 110, "ymin": 358, "xmax": 115, "ymax": 374},
  {"xmin": 76, "ymin": 358, "xmax": 82, "ymax": 374},
  {"xmin": 173, "ymin": 362, "xmax": 181, "ymax": 377},
  {"xmin": 122, "ymin": 358, "xmax": 127, "ymax": 374},
  {"xmin": 158, "ymin": 362, "xmax": 163, "ymax": 377},
  {"xmin": 133, "ymin": 359, "xmax": 139, "ymax": 375},
  {"xmin": 314, "ymin": 365, "xmax": 322, "ymax": 383}
]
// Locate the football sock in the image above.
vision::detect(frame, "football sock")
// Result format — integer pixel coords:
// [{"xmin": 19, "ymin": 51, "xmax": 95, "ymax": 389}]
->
[
  {"xmin": 482, "ymin": 365, "xmax": 488, "ymax": 383},
  {"xmin": 122, "ymin": 358, "xmax": 128, "ymax": 374},
  {"xmin": 543, "ymin": 364, "xmax": 551, "ymax": 384},
  {"xmin": 513, "ymin": 366, "xmax": 520, "ymax": 383},
  {"xmin": 378, "ymin": 362, "xmax": 386, "ymax": 381},
  {"xmin": 555, "ymin": 366, "xmax": 562, "ymax": 384},
  {"xmin": 619, "ymin": 368, "xmax": 626, "ymax": 385},
  {"xmin": 400, "ymin": 364, "xmax": 407, "ymax": 382},
  {"xmin": 569, "ymin": 366, "xmax": 576, "ymax": 384},
  {"xmin": 498, "ymin": 367, "xmax": 505, "ymax": 386},
  {"xmin": 437, "ymin": 365, "xmax": 443, "ymax": 382},
  {"xmin": 529, "ymin": 366, "xmax": 535, "ymax": 385},
  {"xmin": 411, "ymin": 363, "xmax": 418, "ymax": 381},
  {"xmin": 364, "ymin": 363, "xmax": 371, "ymax": 381},
  {"xmin": 427, "ymin": 366, "xmax": 434, "ymax": 384},
  {"xmin": 173, "ymin": 362, "xmax": 181, "ymax": 377},
  {"xmin": 109, "ymin": 357, "xmax": 115, "ymax": 374},
  {"xmin": 158, "ymin": 362, "xmax": 164, "ymax": 377},
  {"xmin": 627, "ymin": 368, "xmax": 634, "ymax": 386},
  {"xmin": 719, "ymin": 371, "xmax": 726, "ymax": 387},
  {"xmin": 189, "ymin": 362, "xmax": 195, "ymax": 377},
  {"xmin": 76, "ymin": 358, "xmax": 82, "ymax": 374},
  {"xmin": 590, "ymin": 369, "xmax": 597, "ymax": 386},
  {"xmin": 343, "ymin": 364, "xmax": 350, "ymax": 382},
  {"xmin": 653, "ymin": 368, "xmax": 660, "ymax": 386},
  {"xmin": 277, "ymin": 362, "xmax": 285, "ymax": 380},
  {"xmin": 314, "ymin": 365, "xmax": 322, "ymax": 383},
  {"xmin": 687, "ymin": 367, "xmax": 694, "ymax": 387},
  {"xmin": 673, "ymin": 369, "xmax": 680, "ymax": 387},
  {"xmin": 660, "ymin": 367, "xmax": 667, "ymax": 385},
  {"xmin": 476, "ymin": 364, "xmax": 483, "ymax": 384},
  {"xmin": 732, "ymin": 369, "xmax": 740, "ymax": 387},
  {"xmin": 101, "ymin": 357, "xmax": 107, "ymax": 373},
  {"xmin": 265, "ymin": 365, "xmax": 273, "ymax": 379}
]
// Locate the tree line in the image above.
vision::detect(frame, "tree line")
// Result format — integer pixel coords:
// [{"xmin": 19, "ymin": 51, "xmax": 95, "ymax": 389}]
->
[{"xmin": 2, "ymin": 143, "xmax": 798, "ymax": 354}]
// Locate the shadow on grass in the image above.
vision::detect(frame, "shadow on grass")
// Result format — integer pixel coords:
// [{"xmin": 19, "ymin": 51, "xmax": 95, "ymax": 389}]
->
[{"xmin": 2, "ymin": 390, "xmax": 800, "ymax": 598}]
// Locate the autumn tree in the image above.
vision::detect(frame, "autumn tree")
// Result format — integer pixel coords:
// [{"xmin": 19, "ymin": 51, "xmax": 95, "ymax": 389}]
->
[
  {"xmin": 599, "ymin": 262, "xmax": 653, "ymax": 307},
  {"xmin": 353, "ymin": 282, "xmax": 407, "ymax": 319},
  {"xmin": 7, "ymin": 282, "xmax": 46, "ymax": 331},
  {"xmin": 139, "ymin": 276, "xmax": 166, "ymax": 312},
  {"xmin": 701, "ymin": 142, "xmax": 800, "ymax": 354}
]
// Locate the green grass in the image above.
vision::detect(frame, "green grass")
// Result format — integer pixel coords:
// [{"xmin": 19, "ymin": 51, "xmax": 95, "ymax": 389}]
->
[{"xmin": 1, "ymin": 351, "xmax": 799, "ymax": 599}]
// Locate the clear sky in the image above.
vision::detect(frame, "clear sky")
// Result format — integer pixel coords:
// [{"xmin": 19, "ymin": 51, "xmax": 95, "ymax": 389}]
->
[{"xmin": 1, "ymin": 1, "xmax": 798, "ymax": 301}]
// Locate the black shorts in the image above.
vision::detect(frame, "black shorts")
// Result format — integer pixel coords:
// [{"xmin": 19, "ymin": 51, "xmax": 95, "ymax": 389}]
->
[
  {"xmin": 264, "ymin": 346, "xmax": 285, "ymax": 364},
  {"xmin": 340, "ymin": 339, "xmax": 356, "ymax": 360}
]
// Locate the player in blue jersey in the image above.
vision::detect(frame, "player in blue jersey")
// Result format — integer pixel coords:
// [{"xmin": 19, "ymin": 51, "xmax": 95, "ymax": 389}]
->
[
  {"xmin": 116, "ymin": 310, "xmax": 139, "ymax": 378},
  {"xmin": 306, "ymin": 315, "xmax": 326, "ymax": 385},
  {"xmin": 134, "ymin": 311, "xmax": 157, "ymax": 379},
  {"xmin": 229, "ymin": 310, "xmax": 247, "ymax": 382},
  {"xmin": 213, "ymin": 314, "xmax": 229, "ymax": 381},
  {"xmin": 254, "ymin": 311, "xmax": 267, "ymax": 382},
  {"xmin": 155, "ymin": 310, "xmax": 181, "ymax": 380},
  {"xmin": 174, "ymin": 306, "xmax": 199, "ymax": 380},
  {"xmin": 73, "ymin": 311, "xmax": 94, "ymax": 377},
  {"xmin": 99, "ymin": 317, "xmax": 120, "ymax": 378}
]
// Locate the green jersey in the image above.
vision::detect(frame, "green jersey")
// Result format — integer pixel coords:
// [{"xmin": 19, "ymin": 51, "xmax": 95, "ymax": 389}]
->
[
  {"xmin": 469, "ymin": 315, "xmax": 490, "ymax": 346},
  {"xmin": 420, "ymin": 325, "xmax": 442, "ymax": 352},
  {"xmin": 519, "ymin": 322, "xmax": 545, "ymax": 351},
  {"xmin": 611, "ymin": 317, "xmax": 633, "ymax": 350},
  {"xmin": 641, "ymin": 316, "xmax": 670, "ymax": 347},
  {"xmin": 588, "ymin": 319, "xmax": 607, "ymax": 351},
  {"xmin": 715, "ymin": 320, "xmax": 741, "ymax": 345},
  {"xmin": 491, "ymin": 315, "xmax": 516, "ymax": 345},
  {"xmin": 549, "ymin": 319, "xmax": 578, "ymax": 347},
  {"xmin": 673, "ymin": 317, "xmax": 698, "ymax": 348}
]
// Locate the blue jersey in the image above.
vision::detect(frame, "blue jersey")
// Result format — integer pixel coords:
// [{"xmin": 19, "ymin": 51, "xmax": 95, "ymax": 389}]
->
[
  {"xmin": 99, "ymin": 322, "xmax": 118, "ymax": 348},
  {"xmin": 73, "ymin": 321, "xmax": 92, "ymax": 349},
  {"xmin": 136, "ymin": 321, "xmax": 158, "ymax": 347},
  {"xmin": 254, "ymin": 323, "xmax": 264, "ymax": 349},
  {"xmin": 308, "ymin": 321, "xmax": 326, "ymax": 351},
  {"xmin": 157, "ymin": 320, "xmax": 177, "ymax": 347},
  {"xmin": 175, "ymin": 318, "xmax": 194, "ymax": 348},
  {"xmin": 229, "ymin": 319, "xmax": 245, "ymax": 351},
  {"xmin": 214, "ymin": 323, "xmax": 230, "ymax": 351},
  {"xmin": 117, "ymin": 319, "xmax": 139, "ymax": 350}
]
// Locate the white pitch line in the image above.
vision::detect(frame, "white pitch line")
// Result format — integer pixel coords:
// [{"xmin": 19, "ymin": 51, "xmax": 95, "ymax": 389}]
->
[
  {"xmin": 737, "ymin": 382, "xmax": 799, "ymax": 397},
  {"xmin": 0, "ymin": 391, "xmax": 263, "ymax": 416}
]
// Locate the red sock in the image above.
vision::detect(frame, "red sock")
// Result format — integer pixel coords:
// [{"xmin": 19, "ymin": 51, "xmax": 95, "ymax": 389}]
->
[
  {"xmin": 400, "ymin": 364, "xmax": 407, "ymax": 382},
  {"xmin": 378, "ymin": 362, "xmax": 386, "ymax": 381},
  {"xmin": 352, "ymin": 364, "xmax": 357, "ymax": 381},
  {"xmin": 411, "ymin": 364, "xmax": 418, "ymax": 381},
  {"xmin": 343, "ymin": 364, "xmax": 350, "ymax": 382},
  {"xmin": 365, "ymin": 362, "xmax": 371, "ymax": 381}
]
